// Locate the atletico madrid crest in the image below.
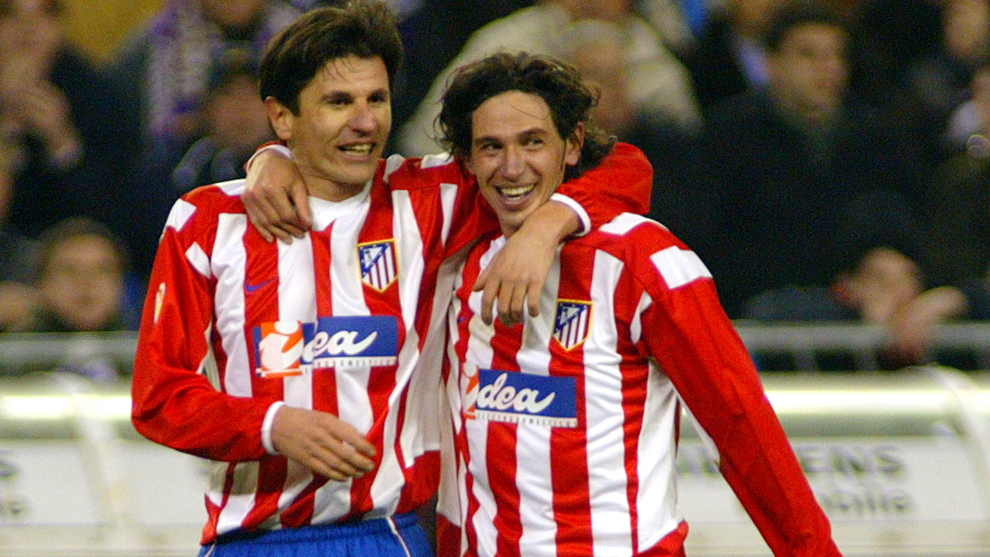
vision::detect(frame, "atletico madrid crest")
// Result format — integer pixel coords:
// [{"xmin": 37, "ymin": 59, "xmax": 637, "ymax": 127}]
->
[
  {"xmin": 553, "ymin": 300, "xmax": 591, "ymax": 350},
  {"xmin": 358, "ymin": 239, "xmax": 398, "ymax": 291}
]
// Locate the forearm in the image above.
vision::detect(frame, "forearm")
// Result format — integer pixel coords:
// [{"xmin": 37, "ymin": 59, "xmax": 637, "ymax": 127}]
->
[{"xmin": 519, "ymin": 199, "xmax": 581, "ymax": 244}]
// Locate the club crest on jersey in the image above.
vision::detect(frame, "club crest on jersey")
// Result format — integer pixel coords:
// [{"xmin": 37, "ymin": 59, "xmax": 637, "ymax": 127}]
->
[
  {"xmin": 359, "ymin": 240, "xmax": 398, "ymax": 291},
  {"xmin": 466, "ymin": 369, "xmax": 578, "ymax": 428},
  {"xmin": 253, "ymin": 316, "xmax": 399, "ymax": 377},
  {"xmin": 554, "ymin": 300, "xmax": 592, "ymax": 350}
]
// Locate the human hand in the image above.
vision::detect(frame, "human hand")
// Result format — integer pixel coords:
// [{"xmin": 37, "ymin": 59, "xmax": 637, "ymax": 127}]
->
[
  {"xmin": 21, "ymin": 81, "xmax": 80, "ymax": 167},
  {"xmin": 270, "ymin": 405, "xmax": 376, "ymax": 481},
  {"xmin": 0, "ymin": 51, "xmax": 46, "ymax": 108},
  {"xmin": 473, "ymin": 227, "xmax": 556, "ymax": 326},
  {"xmin": 243, "ymin": 148, "xmax": 312, "ymax": 243},
  {"xmin": 886, "ymin": 286, "xmax": 968, "ymax": 363},
  {"xmin": 0, "ymin": 281, "xmax": 40, "ymax": 331}
]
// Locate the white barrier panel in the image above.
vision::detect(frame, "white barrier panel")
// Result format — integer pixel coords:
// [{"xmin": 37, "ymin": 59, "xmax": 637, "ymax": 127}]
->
[{"xmin": 1, "ymin": 367, "xmax": 990, "ymax": 556}]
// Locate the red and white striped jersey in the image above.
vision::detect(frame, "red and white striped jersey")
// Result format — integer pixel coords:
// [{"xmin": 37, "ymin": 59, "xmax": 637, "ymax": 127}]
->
[
  {"xmin": 441, "ymin": 213, "xmax": 841, "ymax": 557},
  {"xmin": 131, "ymin": 145, "xmax": 653, "ymax": 545}
]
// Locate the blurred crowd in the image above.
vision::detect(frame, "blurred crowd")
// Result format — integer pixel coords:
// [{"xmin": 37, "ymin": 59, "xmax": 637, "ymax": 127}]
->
[{"xmin": 0, "ymin": 0, "xmax": 988, "ymax": 373}]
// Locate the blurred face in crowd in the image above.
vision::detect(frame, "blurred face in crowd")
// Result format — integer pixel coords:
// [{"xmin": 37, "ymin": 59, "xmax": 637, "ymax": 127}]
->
[
  {"xmin": 0, "ymin": 0, "xmax": 63, "ymax": 92},
  {"xmin": 566, "ymin": 21, "xmax": 636, "ymax": 136},
  {"xmin": 205, "ymin": 74, "xmax": 274, "ymax": 159},
  {"xmin": 943, "ymin": 0, "xmax": 990, "ymax": 64},
  {"xmin": 267, "ymin": 55, "xmax": 391, "ymax": 201},
  {"xmin": 839, "ymin": 247, "xmax": 924, "ymax": 325},
  {"xmin": 466, "ymin": 91, "xmax": 583, "ymax": 237},
  {"xmin": 39, "ymin": 233, "xmax": 125, "ymax": 331},
  {"xmin": 767, "ymin": 22, "xmax": 848, "ymax": 125}
]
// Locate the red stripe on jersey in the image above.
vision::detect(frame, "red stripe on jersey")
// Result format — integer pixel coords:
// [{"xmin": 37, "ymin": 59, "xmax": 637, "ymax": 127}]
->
[
  {"xmin": 489, "ymin": 313, "xmax": 525, "ymax": 557},
  {"xmin": 281, "ymin": 226, "xmax": 337, "ymax": 528},
  {"xmin": 347, "ymin": 187, "xmax": 406, "ymax": 519},
  {"xmin": 612, "ymin": 268, "xmax": 651, "ymax": 553},
  {"xmin": 549, "ymin": 244, "xmax": 594, "ymax": 556},
  {"xmin": 241, "ymin": 226, "xmax": 290, "ymax": 530}
]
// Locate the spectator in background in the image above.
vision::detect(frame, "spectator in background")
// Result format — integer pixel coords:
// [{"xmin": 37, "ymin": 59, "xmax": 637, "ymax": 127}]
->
[
  {"xmin": 634, "ymin": 0, "xmax": 703, "ymax": 57},
  {"xmin": 170, "ymin": 48, "xmax": 275, "ymax": 194},
  {"xmin": 901, "ymin": 0, "xmax": 990, "ymax": 166},
  {"xmin": 0, "ymin": 0, "xmax": 127, "ymax": 247},
  {"xmin": 391, "ymin": 0, "xmax": 534, "ymax": 142},
  {"xmin": 684, "ymin": 0, "xmax": 782, "ymax": 114},
  {"xmin": 925, "ymin": 65, "xmax": 990, "ymax": 289},
  {"xmin": 8, "ymin": 217, "xmax": 135, "ymax": 335},
  {"xmin": 106, "ymin": 0, "xmax": 299, "ymax": 280},
  {"xmin": 397, "ymin": 0, "xmax": 701, "ymax": 156},
  {"xmin": 700, "ymin": 0, "xmax": 931, "ymax": 318},
  {"xmin": 562, "ymin": 18, "xmax": 714, "ymax": 254},
  {"xmin": 4, "ymin": 217, "xmax": 136, "ymax": 382},
  {"xmin": 884, "ymin": 64, "xmax": 990, "ymax": 365}
]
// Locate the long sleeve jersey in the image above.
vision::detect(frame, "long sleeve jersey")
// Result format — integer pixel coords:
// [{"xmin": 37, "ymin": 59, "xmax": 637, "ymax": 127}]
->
[
  {"xmin": 131, "ymin": 145, "xmax": 652, "ymax": 544},
  {"xmin": 441, "ymin": 213, "xmax": 842, "ymax": 557}
]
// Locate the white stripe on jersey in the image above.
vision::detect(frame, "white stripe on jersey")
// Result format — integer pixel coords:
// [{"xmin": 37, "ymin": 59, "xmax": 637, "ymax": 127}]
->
[
  {"xmin": 209, "ymin": 213, "xmax": 263, "ymax": 535},
  {"xmin": 632, "ymin": 290, "xmax": 682, "ymax": 551},
  {"xmin": 439, "ymin": 183, "xmax": 457, "ymax": 249},
  {"xmin": 218, "ymin": 462, "xmax": 262, "ymax": 534},
  {"xmin": 186, "ymin": 243, "xmax": 210, "ymax": 278},
  {"xmin": 279, "ymin": 235, "xmax": 321, "ymax": 524},
  {"xmin": 516, "ymin": 258, "xmax": 560, "ymax": 555},
  {"xmin": 586, "ymin": 251, "xmax": 634, "ymax": 556},
  {"xmin": 464, "ymin": 243, "xmax": 499, "ymax": 554},
  {"xmin": 213, "ymin": 213, "xmax": 251, "ymax": 398},
  {"xmin": 650, "ymin": 246, "xmax": 711, "ymax": 290},
  {"xmin": 166, "ymin": 198, "xmax": 197, "ymax": 232},
  {"xmin": 636, "ymin": 363, "xmax": 682, "ymax": 550},
  {"xmin": 599, "ymin": 212, "xmax": 650, "ymax": 235}
]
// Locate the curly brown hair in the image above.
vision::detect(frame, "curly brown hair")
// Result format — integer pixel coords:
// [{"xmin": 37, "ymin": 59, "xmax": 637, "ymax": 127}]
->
[{"xmin": 437, "ymin": 51, "xmax": 616, "ymax": 180}]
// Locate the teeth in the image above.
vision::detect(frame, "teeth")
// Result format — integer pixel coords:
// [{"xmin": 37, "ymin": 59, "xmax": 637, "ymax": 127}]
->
[
  {"xmin": 341, "ymin": 144, "xmax": 373, "ymax": 154},
  {"xmin": 499, "ymin": 185, "xmax": 535, "ymax": 198}
]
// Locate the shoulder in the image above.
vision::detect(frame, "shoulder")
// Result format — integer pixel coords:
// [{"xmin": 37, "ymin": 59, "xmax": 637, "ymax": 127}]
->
[
  {"xmin": 579, "ymin": 214, "xmax": 713, "ymax": 290},
  {"xmin": 167, "ymin": 180, "xmax": 246, "ymax": 233},
  {"xmin": 381, "ymin": 152, "xmax": 467, "ymax": 190},
  {"xmin": 579, "ymin": 213, "xmax": 681, "ymax": 256}
]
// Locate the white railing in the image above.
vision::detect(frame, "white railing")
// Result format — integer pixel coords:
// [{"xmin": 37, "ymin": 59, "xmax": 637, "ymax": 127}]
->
[{"xmin": 2, "ymin": 323, "xmax": 988, "ymax": 373}]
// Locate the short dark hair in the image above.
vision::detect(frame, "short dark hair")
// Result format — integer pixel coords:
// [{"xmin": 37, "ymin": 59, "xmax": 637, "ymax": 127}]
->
[
  {"xmin": 437, "ymin": 51, "xmax": 615, "ymax": 180},
  {"xmin": 764, "ymin": 1, "xmax": 845, "ymax": 53},
  {"xmin": 33, "ymin": 217, "xmax": 129, "ymax": 283},
  {"xmin": 258, "ymin": 0, "xmax": 403, "ymax": 114}
]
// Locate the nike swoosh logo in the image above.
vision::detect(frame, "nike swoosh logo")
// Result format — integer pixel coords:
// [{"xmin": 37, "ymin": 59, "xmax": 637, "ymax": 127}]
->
[{"xmin": 246, "ymin": 279, "xmax": 274, "ymax": 293}]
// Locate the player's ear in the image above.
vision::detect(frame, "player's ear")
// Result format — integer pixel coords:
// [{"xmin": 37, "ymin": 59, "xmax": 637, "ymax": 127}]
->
[
  {"xmin": 565, "ymin": 122, "xmax": 585, "ymax": 167},
  {"xmin": 265, "ymin": 97, "xmax": 294, "ymax": 141}
]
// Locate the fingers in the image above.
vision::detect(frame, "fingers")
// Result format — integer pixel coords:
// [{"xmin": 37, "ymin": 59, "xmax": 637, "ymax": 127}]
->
[
  {"xmin": 313, "ymin": 436, "xmax": 376, "ymax": 480},
  {"xmin": 243, "ymin": 188, "xmax": 307, "ymax": 243},
  {"xmin": 474, "ymin": 267, "xmax": 495, "ymax": 325},
  {"xmin": 271, "ymin": 407, "xmax": 377, "ymax": 481},
  {"xmin": 291, "ymin": 179, "xmax": 313, "ymax": 231},
  {"xmin": 497, "ymin": 282, "xmax": 528, "ymax": 327}
]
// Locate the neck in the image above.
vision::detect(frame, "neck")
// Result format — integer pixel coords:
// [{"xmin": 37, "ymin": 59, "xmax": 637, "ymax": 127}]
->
[{"xmin": 301, "ymin": 171, "xmax": 368, "ymax": 202}]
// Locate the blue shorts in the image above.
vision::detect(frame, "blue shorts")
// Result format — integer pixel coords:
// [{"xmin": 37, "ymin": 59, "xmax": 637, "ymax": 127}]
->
[{"xmin": 199, "ymin": 512, "xmax": 434, "ymax": 557}]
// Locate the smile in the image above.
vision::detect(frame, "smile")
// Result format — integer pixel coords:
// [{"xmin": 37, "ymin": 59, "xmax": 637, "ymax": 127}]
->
[
  {"xmin": 497, "ymin": 184, "xmax": 536, "ymax": 199},
  {"xmin": 339, "ymin": 143, "xmax": 374, "ymax": 155}
]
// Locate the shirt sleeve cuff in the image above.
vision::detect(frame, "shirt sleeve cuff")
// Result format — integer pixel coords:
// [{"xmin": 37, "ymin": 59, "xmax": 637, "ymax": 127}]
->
[
  {"xmin": 262, "ymin": 401, "xmax": 286, "ymax": 455},
  {"xmin": 245, "ymin": 143, "xmax": 293, "ymax": 172},
  {"xmin": 550, "ymin": 193, "xmax": 591, "ymax": 236}
]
